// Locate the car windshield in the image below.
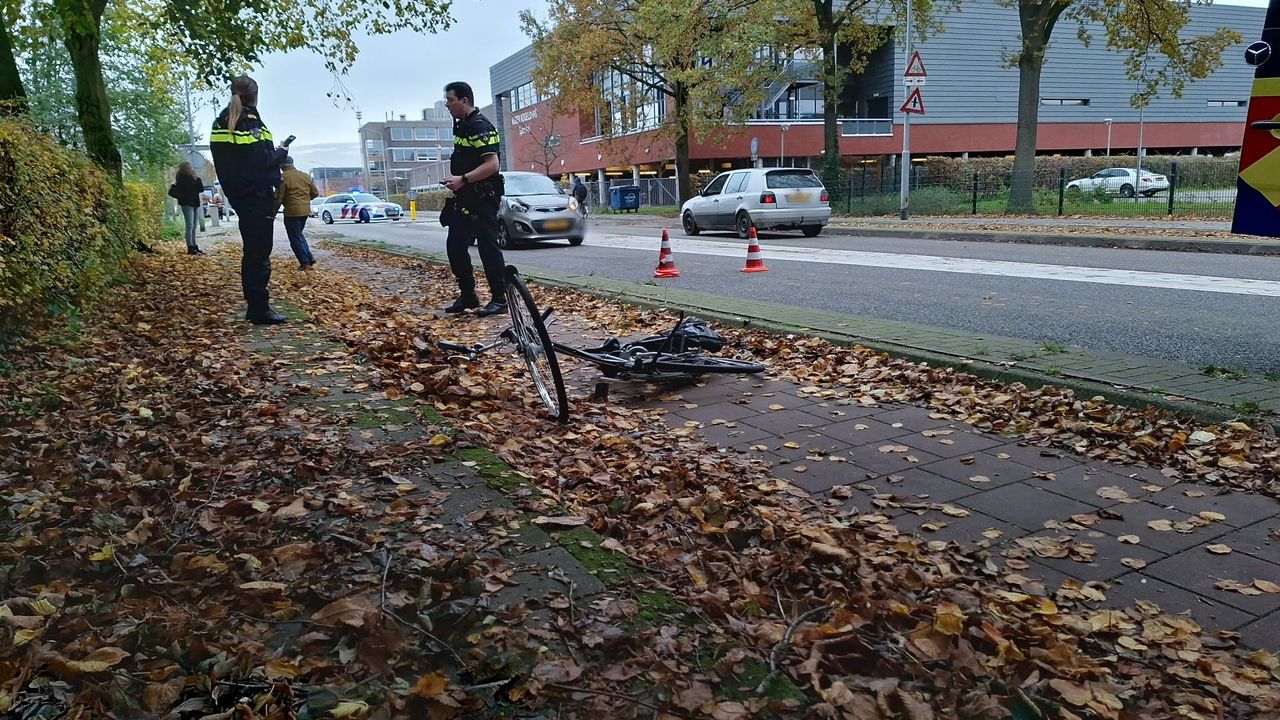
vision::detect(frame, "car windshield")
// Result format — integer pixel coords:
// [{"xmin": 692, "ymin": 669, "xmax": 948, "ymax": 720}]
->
[
  {"xmin": 504, "ymin": 174, "xmax": 560, "ymax": 196},
  {"xmin": 353, "ymin": 193, "xmax": 381, "ymax": 203},
  {"xmin": 765, "ymin": 170, "xmax": 823, "ymax": 189}
]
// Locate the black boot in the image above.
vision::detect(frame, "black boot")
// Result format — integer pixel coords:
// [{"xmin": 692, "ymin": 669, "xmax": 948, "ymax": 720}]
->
[
  {"xmin": 444, "ymin": 293, "xmax": 480, "ymax": 314},
  {"xmin": 476, "ymin": 300, "xmax": 508, "ymax": 318},
  {"xmin": 246, "ymin": 309, "xmax": 287, "ymax": 325}
]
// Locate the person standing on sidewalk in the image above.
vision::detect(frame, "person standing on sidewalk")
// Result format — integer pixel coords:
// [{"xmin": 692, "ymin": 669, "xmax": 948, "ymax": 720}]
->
[
  {"xmin": 169, "ymin": 161, "xmax": 206, "ymax": 255},
  {"xmin": 277, "ymin": 156, "xmax": 319, "ymax": 269},
  {"xmin": 210, "ymin": 75, "xmax": 289, "ymax": 325},
  {"xmin": 440, "ymin": 81, "xmax": 506, "ymax": 317},
  {"xmin": 572, "ymin": 175, "xmax": 588, "ymax": 218}
]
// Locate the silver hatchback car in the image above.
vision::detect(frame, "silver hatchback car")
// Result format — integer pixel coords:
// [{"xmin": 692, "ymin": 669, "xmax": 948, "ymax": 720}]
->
[
  {"xmin": 681, "ymin": 168, "xmax": 831, "ymax": 238},
  {"xmin": 497, "ymin": 172, "xmax": 585, "ymax": 249}
]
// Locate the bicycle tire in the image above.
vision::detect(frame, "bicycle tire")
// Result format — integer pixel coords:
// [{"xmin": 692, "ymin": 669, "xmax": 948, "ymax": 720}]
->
[
  {"xmin": 504, "ymin": 266, "xmax": 569, "ymax": 422},
  {"xmin": 651, "ymin": 353, "xmax": 765, "ymax": 375}
]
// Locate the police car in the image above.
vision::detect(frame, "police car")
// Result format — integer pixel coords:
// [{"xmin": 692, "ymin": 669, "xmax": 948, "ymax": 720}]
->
[{"xmin": 315, "ymin": 193, "xmax": 403, "ymax": 224}]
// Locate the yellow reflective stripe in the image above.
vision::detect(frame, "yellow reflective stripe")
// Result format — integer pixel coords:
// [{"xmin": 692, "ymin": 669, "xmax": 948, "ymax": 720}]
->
[
  {"xmin": 455, "ymin": 133, "xmax": 499, "ymax": 148},
  {"xmin": 209, "ymin": 128, "xmax": 273, "ymax": 144},
  {"xmin": 1251, "ymin": 77, "xmax": 1280, "ymax": 98}
]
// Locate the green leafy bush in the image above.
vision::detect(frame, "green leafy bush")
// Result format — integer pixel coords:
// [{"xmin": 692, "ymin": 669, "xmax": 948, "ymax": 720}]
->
[
  {"xmin": 0, "ymin": 117, "xmax": 154, "ymax": 335},
  {"xmin": 388, "ymin": 189, "xmax": 450, "ymax": 211}
]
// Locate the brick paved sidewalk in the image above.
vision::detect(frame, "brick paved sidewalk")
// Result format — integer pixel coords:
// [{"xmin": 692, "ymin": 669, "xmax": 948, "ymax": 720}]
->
[{"xmin": 640, "ymin": 374, "xmax": 1280, "ymax": 650}]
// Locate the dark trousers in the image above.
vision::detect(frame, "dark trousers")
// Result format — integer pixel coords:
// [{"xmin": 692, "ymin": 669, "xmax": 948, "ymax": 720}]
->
[
  {"xmin": 283, "ymin": 216, "xmax": 313, "ymax": 264},
  {"xmin": 229, "ymin": 191, "xmax": 276, "ymax": 315},
  {"xmin": 446, "ymin": 204, "xmax": 506, "ymax": 299}
]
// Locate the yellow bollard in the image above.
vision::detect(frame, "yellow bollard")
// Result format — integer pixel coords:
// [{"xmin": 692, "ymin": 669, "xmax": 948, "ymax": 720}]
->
[{"xmin": 410, "ymin": 200, "xmax": 416, "ymax": 222}]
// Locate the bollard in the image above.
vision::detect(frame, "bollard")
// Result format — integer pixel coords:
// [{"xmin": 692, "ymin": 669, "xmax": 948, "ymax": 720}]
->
[
  {"xmin": 1167, "ymin": 163, "xmax": 1178, "ymax": 216},
  {"xmin": 410, "ymin": 200, "xmax": 416, "ymax": 222},
  {"xmin": 971, "ymin": 171, "xmax": 978, "ymax": 214},
  {"xmin": 1057, "ymin": 168, "xmax": 1067, "ymax": 216}
]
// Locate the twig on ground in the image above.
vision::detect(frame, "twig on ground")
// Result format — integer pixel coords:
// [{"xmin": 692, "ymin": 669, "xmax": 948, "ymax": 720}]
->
[
  {"xmin": 546, "ymin": 683, "xmax": 677, "ymax": 716},
  {"xmin": 165, "ymin": 469, "xmax": 225, "ymax": 554},
  {"xmin": 755, "ymin": 603, "xmax": 833, "ymax": 695},
  {"xmin": 377, "ymin": 549, "xmax": 464, "ymax": 666}
]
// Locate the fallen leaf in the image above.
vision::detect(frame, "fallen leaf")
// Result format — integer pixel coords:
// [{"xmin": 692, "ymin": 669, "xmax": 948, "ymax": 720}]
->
[
  {"xmin": 968, "ymin": 475, "xmax": 991, "ymax": 483},
  {"xmin": 1121, "ymin": 558, "xmax": 1147, "ymax": 570},
  {"xmin": 1049, "ymin": 679, "xmax": 1093, "ymax": 707},
  {"xmin": 311, "ymin": 596, "xmax": 376, "ymax": 628},
  {"xmin": 532, "ymin": 516, "xmax": 588, "ymax": 527},
  {"xmin": 1147, "ymin": 519, "xmax": 1174, "ymax": 532},
  {"xmin": 1206, "ymin": 544, "xmax": 1232, "ymax": 555},
  {"xmin": 63, "ymin": 647, "xmax": 130, "ymax": 674},
  {"xmin": 1117, "ymin": 535, "xmax": 1140, "ymax": 544},
  {"xmin": 412, "ymin": 672, "xmax": 449, "ymax": 699},
  {"xmin": 1096, "ymin": 486, "xmax": 1130, "ymax": 500},
  {"xmin": 1254, "ymin": 579, "xmax": 1280, "ymax": 593}
]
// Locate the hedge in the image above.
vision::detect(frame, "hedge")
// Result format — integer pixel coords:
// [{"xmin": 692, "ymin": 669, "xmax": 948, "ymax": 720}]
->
[
  {"xmin": 914, "ymin": 154, "xmax": 1238, "ymax": 197},
  {"xmin": 387, "ymin": 189, "xmax": 450, "ymax": 212},
  {"xmin": 0, "ymin": 117, "xmax": 160, "ymax": 335}
]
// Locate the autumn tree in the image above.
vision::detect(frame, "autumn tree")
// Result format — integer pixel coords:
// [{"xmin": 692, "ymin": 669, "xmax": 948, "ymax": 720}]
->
[
  {"xmin": 521, "ymin": 0, "xmax": 792, "ymax": 203},
  {"xmin": 0, "ymin": 0, "xmax": 25, "ymax": 115},
  {"xmin": 777, "ymin": 0, "xmax": 945, "ymax": 187},
  {"xmin": 516, "ymin": 114, "xmax": 563, "ymax": 176},
  {"xmin": 1003, "ymin": 0, "xmax": 1239, "ymax": 211}
]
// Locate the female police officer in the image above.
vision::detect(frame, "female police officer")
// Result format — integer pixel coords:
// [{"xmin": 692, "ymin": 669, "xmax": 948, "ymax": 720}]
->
[{"xmin": 210, "ymin": 75, "xmax": 290, "ymax": 324}]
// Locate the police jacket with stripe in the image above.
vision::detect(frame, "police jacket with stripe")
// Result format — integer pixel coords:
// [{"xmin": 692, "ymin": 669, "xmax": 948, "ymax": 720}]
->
[
  {"xmin": 449, "ymin": 109, "xmax": 502, "ymax": 210},
  {"xmin": 210, "ymin": 105, "xmax": 287, "ymax": 202}
]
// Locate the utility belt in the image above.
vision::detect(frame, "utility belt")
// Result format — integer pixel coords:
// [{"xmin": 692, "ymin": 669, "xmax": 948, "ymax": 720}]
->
[{"xmin": 453, "ymin": 174, "xmax": 504, "ymax": 211}]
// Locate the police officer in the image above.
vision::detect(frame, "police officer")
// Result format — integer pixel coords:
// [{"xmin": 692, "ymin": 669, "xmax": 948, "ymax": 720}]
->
[
  {"xmin": 210, "ymin": 75, "xmax": 289, "ymax": 325},
  {"xmin": 440, "ymin": 81, "xmax": 507, "ymax": 317}
]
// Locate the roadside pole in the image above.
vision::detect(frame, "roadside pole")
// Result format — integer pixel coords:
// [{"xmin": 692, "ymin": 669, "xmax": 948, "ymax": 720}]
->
[{"xmin": 898, "ymin": 2, "xmax": 926, "ymax": 220}]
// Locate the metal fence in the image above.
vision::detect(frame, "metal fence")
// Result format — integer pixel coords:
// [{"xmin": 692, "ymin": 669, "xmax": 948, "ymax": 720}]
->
[{"xmin": 830, "ymin": 158, "xmax": 1239, "ymax": 218}]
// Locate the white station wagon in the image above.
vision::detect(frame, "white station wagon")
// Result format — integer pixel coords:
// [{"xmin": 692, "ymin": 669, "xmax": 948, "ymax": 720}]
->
[{"xmin": 681, "ymin": 168, "xmax": 832, "ymax": 238}]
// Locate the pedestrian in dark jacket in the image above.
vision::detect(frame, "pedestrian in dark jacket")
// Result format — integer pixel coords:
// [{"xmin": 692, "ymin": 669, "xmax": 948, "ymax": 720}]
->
[
  {"xmin": 210, "ymin": 75, "xmax": 289, "ymax": 325},
  {"xmin": 169, "ymin": 162, "xmax": 206, "ymax": 255},
  {"xmin": 572, "ymin": 177, "xmax": 588, "ymax": 217}
]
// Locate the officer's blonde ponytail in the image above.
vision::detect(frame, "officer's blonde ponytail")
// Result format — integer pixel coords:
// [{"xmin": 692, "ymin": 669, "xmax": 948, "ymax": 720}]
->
[{"xmin": 227, "ymin": 75, "xmax": 259, "ymax": 130}]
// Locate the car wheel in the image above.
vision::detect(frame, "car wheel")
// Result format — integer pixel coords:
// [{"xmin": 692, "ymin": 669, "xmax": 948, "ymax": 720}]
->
[
  {"xmin": 322, "ymin": 211, "xmax": 333, "ymax": 225},
  {"xmin": 1140, "ymin": 190, "xmax": 1156, "ymax": 197},
  {"xmin": 735, "ymin": 211, "xmax": 753, "ymax": 240},
  {"xmin": 801, "ymin": 225, "xmax": 822, "ymax": 237},
  {"xmin": 495, "ymin": 221, "xmax": 513, "ymax": 250},
  {"xmin": 682, "ymin": 211, "xmax": 700, "ymax": 236},
  {"xmin": 568, "ymin": 237, "xmax": 584, "ymax": 246},
  {"xmin": 1120, "ymin": 184, "xmax": 1135, "ymax": 198}
]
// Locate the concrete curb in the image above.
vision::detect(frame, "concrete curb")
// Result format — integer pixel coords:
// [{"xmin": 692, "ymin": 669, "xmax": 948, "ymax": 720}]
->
[{"xmin": 323, "ymin": 236, "xmax": 1276, "ymax": 431}]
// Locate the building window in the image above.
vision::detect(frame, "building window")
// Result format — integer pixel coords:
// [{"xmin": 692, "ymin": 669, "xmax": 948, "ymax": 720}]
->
[
  {"xmin": 1207, "ymin": 100, "xmax": 1247, "ymax": 107},
  {"xmin": 415, "ymin": 127, "xmax": 436, "ymax": 140},
  {"xmin": 1040, "ymin": 98, "xmax": 1090, "ymax": 106},
  {"xmin": 390, "ymin": 127, "xmax": 413, "ymax": 141},
  {"xmin": 510, "ymin": 82, "xmax": 550, "ymax": 111},
  {"xmin": 594, "ymin": 65, "xmax": 665, "ymax": 136},
  {"xmin": 390, "ymin": 148, "xmax": 415, "ymax": 162},
  {"xmin": 416, "ymin": 148, "xmax": 438, "ymax": 161},
  {"xmin": 365, "ymin": 139, "xmax": 383, "ymax": 153},
  {"xmin": 439, "ymin": 128, "xmax": 453, "ymax": 142},
  {"xmin": 440, "ymin": 147, "xmax": 453, "ymax": 160}
]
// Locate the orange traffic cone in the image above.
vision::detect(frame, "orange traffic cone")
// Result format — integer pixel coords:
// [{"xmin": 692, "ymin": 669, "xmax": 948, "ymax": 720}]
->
[
  {"xmin": 740, "ymin": 226, "xmax": 769, "ymax": 273},
  {"xmin": 654, "ymin": 228, "xmax": 681, "ymax": 278}
]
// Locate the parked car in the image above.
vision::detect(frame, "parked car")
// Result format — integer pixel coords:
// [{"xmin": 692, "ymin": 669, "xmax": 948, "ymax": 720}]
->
[
  {"xmin": 1065, "ymin": 167, "xmax": 1170, "ymax": 197},
  {"xmin": 309, "ymin": 197, "xmax": 325, "ymax": 218},
  {"xmin": 316, "ymin": 193, "xmax": 403, "ymax": 224},
  {"xmin": 496, "ymin": 171, "xmax": 585, "ymax": 249},
  {"xmin": 681, "ymin": 168, "xmax": 831, "ymax": 238}
]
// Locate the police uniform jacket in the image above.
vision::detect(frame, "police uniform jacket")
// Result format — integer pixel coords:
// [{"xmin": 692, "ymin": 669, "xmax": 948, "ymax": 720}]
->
[
  {"xmin": 210, "ymin": 105, "xmax": 287, "ymax": 202},
  {"xmin": 450, "ymin": 109, "xmax": 502, "ymax": 209}
]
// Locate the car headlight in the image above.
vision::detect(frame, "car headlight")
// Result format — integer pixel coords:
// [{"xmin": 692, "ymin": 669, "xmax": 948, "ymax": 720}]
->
[
  {"xmin": 567, "ymin": 197, "xmax": 579, "ymax": 211},
  {"xmin": 506, "ymin": 199, "xmax": 530, "ymax": 213}
]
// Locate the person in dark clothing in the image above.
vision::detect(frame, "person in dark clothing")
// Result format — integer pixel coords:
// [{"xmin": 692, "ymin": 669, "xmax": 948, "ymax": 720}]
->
[
  {"xmin": 169, "ymin": 162, "xmax": 206, "ymax": 255},
  {"xmin": 440, "ymin": 80, "xmax": 506, "ymax": 317},
  {"xmin": 572, "ymin": 176, "xmax": 588, "ymax": 217},
  {"xmin": 209, "ymin": 75, "xmax": 289, "ymax": 325}
]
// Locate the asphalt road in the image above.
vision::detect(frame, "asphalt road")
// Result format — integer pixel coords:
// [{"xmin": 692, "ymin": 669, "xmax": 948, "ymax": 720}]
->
[{"xmin": 306, "ymin": 216, "xmax": 1280, "ymax": 374}]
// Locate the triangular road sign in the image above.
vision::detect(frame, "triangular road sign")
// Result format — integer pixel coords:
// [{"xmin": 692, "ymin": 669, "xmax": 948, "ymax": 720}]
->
[
  {"xmin": 904, "ymin": 50, "xmax": 927, "ymax": 78},
  {"xmin": 900, "ymin": 87, "xmax": 925, "ymax": 115}
]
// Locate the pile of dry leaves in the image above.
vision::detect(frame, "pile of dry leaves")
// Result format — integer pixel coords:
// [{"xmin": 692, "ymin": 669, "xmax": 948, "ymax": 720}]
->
[{"xmin": 0, "ymin": 244, "xmax": 1275, "ymax": 719}]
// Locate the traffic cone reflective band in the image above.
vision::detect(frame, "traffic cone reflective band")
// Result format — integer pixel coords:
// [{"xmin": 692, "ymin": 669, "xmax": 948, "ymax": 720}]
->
[
  {"xmin": 740, "ymin": 226, "xmax": 769, "ymax": 273},
  {"xmin": 654, "ymin": 228, "xmax": 681, "ymax": 278}
]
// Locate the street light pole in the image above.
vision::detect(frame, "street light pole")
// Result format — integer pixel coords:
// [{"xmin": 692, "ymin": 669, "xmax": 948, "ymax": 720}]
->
[
  {"xmin": 780, "ymin": 123, "xmax": 791, "ymax": 167},
  {"xmin": 1104, "ymin": 118, "xmax": 1112, "ymax": 156}
]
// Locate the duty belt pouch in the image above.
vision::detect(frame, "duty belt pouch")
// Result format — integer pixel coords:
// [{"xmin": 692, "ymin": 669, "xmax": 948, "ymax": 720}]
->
[{"xmin": 440, "ymin": 196, "xmax": 455, "ymax": 227}]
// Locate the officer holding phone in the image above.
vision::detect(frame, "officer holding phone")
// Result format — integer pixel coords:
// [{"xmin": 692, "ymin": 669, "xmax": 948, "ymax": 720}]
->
[{"xmin": 211, "ymin": 75, "xmax": 293, "ymax": 325}]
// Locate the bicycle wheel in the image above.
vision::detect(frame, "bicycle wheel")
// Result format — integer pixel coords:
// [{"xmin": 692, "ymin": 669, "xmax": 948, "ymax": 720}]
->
[
  {"xmin": 504, "ymin": 266, "xmax": 569, "ymax": 422},
  {"xmin": 651, "ymin": 353, "xmax": 765, "ymax": 376}
]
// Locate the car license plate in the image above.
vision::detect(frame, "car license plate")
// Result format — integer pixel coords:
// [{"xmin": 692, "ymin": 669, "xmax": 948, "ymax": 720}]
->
[
  {"xmin": 543, "ymin": 219, "xmax": 571, "ymax": 231},
  {"xmin": 788, "ymin": 192, "xmax": 812, "ymax": 202}
]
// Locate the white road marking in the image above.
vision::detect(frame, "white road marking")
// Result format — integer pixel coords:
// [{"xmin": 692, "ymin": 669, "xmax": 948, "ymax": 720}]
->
[{"xmin": 585, "ymin": 233, "xmax": 1280, "ymax": 297}]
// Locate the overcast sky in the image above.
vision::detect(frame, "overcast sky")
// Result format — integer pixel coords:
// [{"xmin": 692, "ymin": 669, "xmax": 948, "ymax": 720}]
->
[{"xmin": 190, "ymin": 0, "xmax": 1269, "ymax": 174}]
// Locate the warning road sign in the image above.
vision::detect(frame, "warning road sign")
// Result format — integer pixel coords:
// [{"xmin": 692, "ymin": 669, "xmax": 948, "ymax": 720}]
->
[
  {"xmin": 904, "ymin": 50, "xmax": 927, "ymax": 78},
  {"xmin": 900, "ymin": 87, "xmax": 925, "ymax": 115}
]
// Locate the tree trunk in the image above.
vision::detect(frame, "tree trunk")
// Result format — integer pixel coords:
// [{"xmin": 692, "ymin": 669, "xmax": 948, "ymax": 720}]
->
[
  {"xmin": 818, "ymin": 1, "xmax": 842, "ymax": 187},
  {"xmin": 59, "ymin": 0, "xmax": 121, "ymax": 182},
  {"xmin": 1006, "ymin": 49, "xmax": 1043, "ymax": 212},
  {"xmin": 0, "ymin": 21, "xmax": 27, "ymax": 115},
  {"xmin": 674, "ymin": 81, "xmax": 692, "ymax": 204}
]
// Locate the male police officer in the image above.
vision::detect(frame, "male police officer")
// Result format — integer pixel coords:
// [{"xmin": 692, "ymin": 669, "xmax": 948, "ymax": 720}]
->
[{"xmin": 440, "ymin": 81, "xmax": 507, "ymax": 317}]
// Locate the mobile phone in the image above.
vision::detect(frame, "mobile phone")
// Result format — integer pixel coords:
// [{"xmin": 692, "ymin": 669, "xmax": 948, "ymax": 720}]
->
[{"xmin": 282, "ymin": 135, "xmax": 296, "ymax": 147}]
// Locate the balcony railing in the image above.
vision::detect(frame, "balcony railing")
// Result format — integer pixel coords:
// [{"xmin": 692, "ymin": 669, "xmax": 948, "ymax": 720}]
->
[{"xmin": 841, "ymin": 119, "xmax": 893, "ymax": 136}]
